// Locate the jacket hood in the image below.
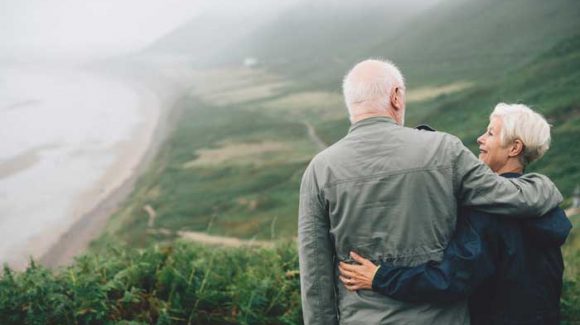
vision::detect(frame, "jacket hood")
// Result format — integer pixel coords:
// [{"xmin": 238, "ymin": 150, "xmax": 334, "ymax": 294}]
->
[{"xmin": 502, "ymin": 173, "xmax": 573, "ymax": 246}]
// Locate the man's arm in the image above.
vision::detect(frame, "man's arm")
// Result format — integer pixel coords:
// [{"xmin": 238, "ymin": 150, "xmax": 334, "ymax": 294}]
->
[
  {"xmin": 298, "ymin": 162, "xmax": 338, "ymax": 325},
  {"xmin": 450, "ymin": 136, "xmax": 562, "ymax": 217},
  {"xmin": 370, "ymin": 213, "xmax": 498, "ymax": 303}
]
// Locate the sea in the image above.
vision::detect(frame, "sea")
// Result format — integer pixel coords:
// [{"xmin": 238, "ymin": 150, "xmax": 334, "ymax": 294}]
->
[{"xmin": 0, "ymin": 62, "xmax": 161, "ymax": 268}]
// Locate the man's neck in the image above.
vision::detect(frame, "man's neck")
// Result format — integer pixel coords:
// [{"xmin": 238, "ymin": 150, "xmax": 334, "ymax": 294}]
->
[{"xmin": 351, "ymin": 112, "xmax": 396, "ymax": 124}]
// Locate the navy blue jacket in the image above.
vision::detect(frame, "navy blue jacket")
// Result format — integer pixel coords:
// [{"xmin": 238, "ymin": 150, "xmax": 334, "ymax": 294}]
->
[{"xmin": 372, "ymin": 173, "xmax": 572, "ymax": 325}]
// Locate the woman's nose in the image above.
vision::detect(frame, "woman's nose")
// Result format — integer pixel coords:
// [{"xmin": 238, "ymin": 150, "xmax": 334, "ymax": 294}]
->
[{"xmin": 477, "ymin": 134, "xmax": 484, "ymax": 145}]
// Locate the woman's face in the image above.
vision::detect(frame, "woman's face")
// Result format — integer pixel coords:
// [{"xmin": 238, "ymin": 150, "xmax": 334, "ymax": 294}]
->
[{"xmin": 477, "ymin": 116, "xmax": 512, "ymax": 172}]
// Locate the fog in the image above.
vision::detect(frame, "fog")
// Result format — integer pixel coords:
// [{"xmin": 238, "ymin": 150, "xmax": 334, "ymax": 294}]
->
[
  {"xmin": 0, "ymin": 0, "xmax": 440, "ymax": 62},
  {"xmin": 0, "ymin": 0, "xmax": 305, "ymax": 62}
]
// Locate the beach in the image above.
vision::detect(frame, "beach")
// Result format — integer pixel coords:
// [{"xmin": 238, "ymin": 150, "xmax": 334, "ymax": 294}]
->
[{"xmin": 0, "ymin": 59, "xmax": 190, "ymax": 270}]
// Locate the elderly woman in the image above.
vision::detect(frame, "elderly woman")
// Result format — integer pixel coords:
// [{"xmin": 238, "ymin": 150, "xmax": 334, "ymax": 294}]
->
[{"xmin": 338, "ymin": 103, "xmax": 572, "ymax": 325}]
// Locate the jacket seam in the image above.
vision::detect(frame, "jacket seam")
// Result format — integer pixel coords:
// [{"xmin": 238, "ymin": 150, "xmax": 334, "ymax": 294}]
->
[{"xmin": 323, "ymin": 165, "xmax": 453, "ymax": 190}]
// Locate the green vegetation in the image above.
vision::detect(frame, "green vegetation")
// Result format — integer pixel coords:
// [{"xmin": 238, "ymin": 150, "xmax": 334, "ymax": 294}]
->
[
  {"xmin": 411, "ymin": 33, "xmax": 580, "ymax": 195},
  {"xmin": 102, "ymin": 98, "xmax": 315, "ymax": 247},
  {"xmin": 0, "ymin": 242, "xmax": 301, "ymax": 325},
  {"xmin": 210, "ymin": 0, "xmax": 580, "ymax": 90},
  {"xmin": 562, "ymin": 214, "xmax": 580, "ymax": 324},
  {"xmin": 2, "ymin": 232, "xmax": 579, "ymax": 324}
]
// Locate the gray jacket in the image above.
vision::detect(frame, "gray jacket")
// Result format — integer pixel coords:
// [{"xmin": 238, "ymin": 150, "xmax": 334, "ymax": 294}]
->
[{"xmin": 298, "ymin": 117, "xmax": 563, "ymax": 325}]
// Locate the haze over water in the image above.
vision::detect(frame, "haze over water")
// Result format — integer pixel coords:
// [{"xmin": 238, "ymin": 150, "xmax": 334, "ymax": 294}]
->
[{"xmin": 0, "ymin": 64, "xmax": 157, "ymax": 266}]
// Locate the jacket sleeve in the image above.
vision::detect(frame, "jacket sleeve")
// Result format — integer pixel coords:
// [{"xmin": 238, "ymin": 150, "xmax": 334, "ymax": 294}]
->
[
  {"xmin": 523, "ymin": 208, "xmax": 573, "ymax": 246},
  {"xmin": 449, "ymin": 135, "xmax": 563, "ymax": 217},
  {"xmin": 371, "ymin": 214, "xmax": 497, "ymax": 303},
  {"xmin": 298, "ymin": 162, "xmax": 338, "ymax": 325}
]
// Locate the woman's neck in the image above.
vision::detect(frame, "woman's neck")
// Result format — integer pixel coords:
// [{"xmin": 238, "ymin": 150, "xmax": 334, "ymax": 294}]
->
[{"xmin": 495, "ymin": 158, "xmax": 524, "ymax": 175}]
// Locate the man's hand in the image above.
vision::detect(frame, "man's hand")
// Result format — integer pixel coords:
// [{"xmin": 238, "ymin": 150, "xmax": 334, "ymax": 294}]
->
[{"xmin": 338, "ymin": 251, "xmax": 380, "ymax": 291}]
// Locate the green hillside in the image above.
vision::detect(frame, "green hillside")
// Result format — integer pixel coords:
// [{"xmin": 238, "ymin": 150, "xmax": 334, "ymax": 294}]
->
[
  {"xmin": 101, "ymin": 9, "xmax": 580, "ymax": 246},
  {"xmin": 412, "ymin": 33, "xmax": 580, "ymax": 195},
  {"xmin": 122, "ymin": 0, "xmax": 580, "ymax": 243},
  {"xmin": 209, "ymin": 0, "xmax": 580, "ymax": 89},
  {"xmin": 383, "ymin": 0, "xmax": 580, "ymax": 85}
]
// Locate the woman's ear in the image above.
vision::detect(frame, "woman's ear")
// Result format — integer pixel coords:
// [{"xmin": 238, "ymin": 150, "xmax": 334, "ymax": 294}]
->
[{"xmin": 509, "ymin": 139, "xmax": 524, "ymax": 158}]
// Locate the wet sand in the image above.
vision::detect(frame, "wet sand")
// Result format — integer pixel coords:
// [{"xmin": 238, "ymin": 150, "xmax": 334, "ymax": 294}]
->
[{"xmin": 38, "ymin": 93, "xmax": 183, "ymax": 269}]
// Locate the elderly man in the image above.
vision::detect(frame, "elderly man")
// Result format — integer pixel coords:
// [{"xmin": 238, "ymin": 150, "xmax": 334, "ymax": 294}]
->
[{"xmin": 298, "ymin": 59, "xmax": 563, "ymax": 324}]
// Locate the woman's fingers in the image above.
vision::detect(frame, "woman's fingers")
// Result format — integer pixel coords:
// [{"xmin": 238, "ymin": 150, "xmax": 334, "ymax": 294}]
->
[
  {"xmin": 339, "ymin": 259, "xmax": 376, "ymax": 291},
  {"xmin": 339, "ymin": 264, "xmax": 358, "ymax": 279},
  {"xmin": 340, "ymin": 261, "xmax": 369, "ymax": 276},
  {"xmin": 339, "ymin": 261, "xmax": 361, "ymax": 273},
  {"xmin": 350, "ymin": 251, "xmax": 375, "ymax": 267},
  {"xmin": 340, "ymin": 275, "xmax": 364, "ymax": 292},
  {"xmin": 349, "ymin": 251, "xmax": 366, "ymax": 263}
]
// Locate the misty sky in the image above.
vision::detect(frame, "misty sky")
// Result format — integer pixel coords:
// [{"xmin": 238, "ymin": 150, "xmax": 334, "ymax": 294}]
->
[
  {"xmin": 0, "ymin": 0, "xmax": 302, "ymax": 61},
  {"xmin": 0, "ymin": 0, "xmax": 439, "ymax": 61}
]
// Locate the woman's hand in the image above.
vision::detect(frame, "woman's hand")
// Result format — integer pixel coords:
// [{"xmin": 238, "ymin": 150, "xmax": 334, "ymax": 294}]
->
[{"xmin": 338, "ymin": 251, "xmax": 380, "ymax": 291}]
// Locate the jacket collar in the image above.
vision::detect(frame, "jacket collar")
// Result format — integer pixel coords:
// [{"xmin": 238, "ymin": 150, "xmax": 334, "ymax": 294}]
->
[
  {"xmin": 348, "ymin": 116, "xmax": 397, "ymax": 133},
  {"xmin": 499, "ymin": 172, "xmax": 523, "ymax": 179}
]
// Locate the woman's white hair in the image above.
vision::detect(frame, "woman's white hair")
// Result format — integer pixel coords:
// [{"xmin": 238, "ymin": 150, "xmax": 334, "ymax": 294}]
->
[
  {"xmin": 342, "ymin": 59, "xmax": 405, "ymax": 117},
  {"xmin": 491, "ymin": 103, "xmax": 551, "ymax": 166}
]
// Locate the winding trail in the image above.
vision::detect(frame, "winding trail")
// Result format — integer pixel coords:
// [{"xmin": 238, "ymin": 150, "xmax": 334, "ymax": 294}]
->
[
  {"xmin": 154, "ymin": 121, "xmax": 327, "ymax": 249},
  {"xmin": 303, "ymin": 121, "xmax": 327, "ymax": 151}
]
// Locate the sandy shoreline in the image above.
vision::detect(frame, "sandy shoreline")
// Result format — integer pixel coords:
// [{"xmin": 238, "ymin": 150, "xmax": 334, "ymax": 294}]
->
[
  {"xmin": 38, "ymin": 95, "xmax": 182, "ymax": 269},
  {"xmin": 36, "ymin": 64, "xmax": 190, "ymax": 269}
]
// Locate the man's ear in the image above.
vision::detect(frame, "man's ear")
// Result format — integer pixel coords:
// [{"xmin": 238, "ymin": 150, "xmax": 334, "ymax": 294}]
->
[
  {"xmin": 391, "ymin": 87, "xmax": 403, "ymax": 111},
  {"xmin": 509, "ymin": 139, "xmax": 524, "ymax": 157}
]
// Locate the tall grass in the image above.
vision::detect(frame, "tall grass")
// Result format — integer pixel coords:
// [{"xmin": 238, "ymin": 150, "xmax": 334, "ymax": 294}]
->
[
  {"xmin": 2, "ymin": 235, "xmax": 579, "ymax": 324},
  {"xmin": 0, "ymin": 242, "xmax": 301, "ymax": 325}
]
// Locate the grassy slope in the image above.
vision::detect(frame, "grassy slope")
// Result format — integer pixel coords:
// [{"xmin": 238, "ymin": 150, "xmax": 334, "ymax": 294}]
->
[
  {"xmin": 103, "ymin": 23, "xmax": 580, "ymax": 248},
  {"xmin": 415, "ymin": 34, "xmax": 580, "ymax": 196},
  {"xmin": 383, "ymin": 0, "xmax": 580, "ymax": 86},
  {"xmin": 101, "ymin": 97, "xmax": 315, "ymax": 246},
  {"xmin": 314, "ymin": 33, "xmax": 580, "ymax": 197},
  {"xmin": 214, "ymin": 0, "xmax": 580, "ymax": 90},
  {"xmin": 145, "ymin": 0, "xmax": 580, "ymax": 90}
]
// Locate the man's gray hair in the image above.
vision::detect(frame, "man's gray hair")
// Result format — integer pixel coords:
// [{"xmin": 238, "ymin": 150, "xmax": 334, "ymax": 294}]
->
[
  {"xmin": 342, "ymin": 59, "xmax": 405, "ymax": 117},
  {"xmin": 491, "ymin": 103, "xmax": 551, "ymax": 166}
]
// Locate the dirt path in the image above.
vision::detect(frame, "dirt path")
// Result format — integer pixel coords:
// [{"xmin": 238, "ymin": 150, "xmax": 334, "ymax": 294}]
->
[
  {"xmin": 177, "ymin": 230, "xmax": 274, "ymax": 248},
  {"xmin": 565, "ymin": 207, "xmax": 580, "ymax": 217},
  {"xmin": 176, "ymin": 122, "xmax": 324, "ymax": 249},
  {"xmin": 303, "ymin": 121, "xmax": 327, "ymax": 151}
]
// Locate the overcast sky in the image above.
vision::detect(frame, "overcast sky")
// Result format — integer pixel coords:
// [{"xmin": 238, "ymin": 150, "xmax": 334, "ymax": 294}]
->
[
  {"xmin": 0, "ymin": 0, "xmax": 438, "ymax": 61},
  {"xmin": 0, "ymin": 0, "xmax": 301, "ymax": 60}
]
